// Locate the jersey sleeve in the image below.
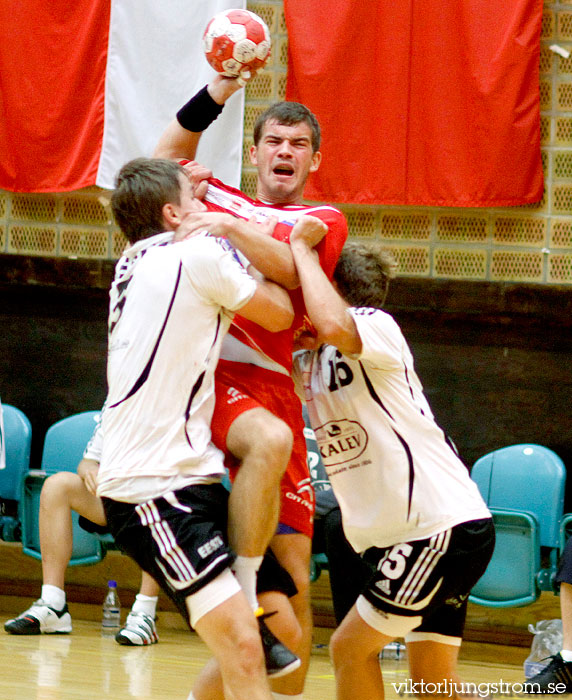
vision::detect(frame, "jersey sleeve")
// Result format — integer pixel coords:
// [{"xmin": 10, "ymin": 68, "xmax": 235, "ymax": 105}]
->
[
  {"xmin": 180, "ymin": 233, "xmax": 257, "ymax": 313},
  {"xmin": 349, "ymin": 307, "xmax": 406, "ymax": 369}
]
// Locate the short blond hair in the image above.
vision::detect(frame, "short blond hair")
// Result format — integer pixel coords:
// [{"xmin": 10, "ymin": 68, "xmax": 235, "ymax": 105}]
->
[{"xmin": 333, "ymin": 240, "xmax": 397, "ymax": 309}]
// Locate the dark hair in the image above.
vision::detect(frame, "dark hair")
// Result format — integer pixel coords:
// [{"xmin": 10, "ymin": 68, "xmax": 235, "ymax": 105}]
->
[
  {"xmin": 111, "ymin": 158, "xmax": 186, "ymax": 243},
  {"xmin": 253, "ymin": 102, "xmax": 321, "ymax": 152},
  {"xmin": 333, "ymin": 240, "xmax": 397, "ymax": 309}
]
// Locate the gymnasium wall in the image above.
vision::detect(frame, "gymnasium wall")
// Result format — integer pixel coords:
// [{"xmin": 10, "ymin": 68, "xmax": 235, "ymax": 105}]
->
[{"xmin": 0, "ymin": 0, "xmax": 571, "ymax": 479}]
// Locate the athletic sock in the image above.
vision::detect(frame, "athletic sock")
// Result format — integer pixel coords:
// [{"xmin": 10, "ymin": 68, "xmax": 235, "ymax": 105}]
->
[
  {"xmin": 232, "ymin": 555, "xmax": 263, "ymax": 610},
  {"xmin": 561, "ymin": 649, "xmax": 572, "ymax": 662},
  {"xmin": 40, "ymin": 585, "xmax": 66, "ymax": 611},
  {"xmin": 131, "ymin": 594, "xmax": 158, "ymax": 617}
]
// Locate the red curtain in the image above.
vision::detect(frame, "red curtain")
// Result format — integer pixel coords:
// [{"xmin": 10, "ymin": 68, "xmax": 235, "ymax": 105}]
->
[
  {"xmin": 0, "ymin": 1, "xmax": 110, "ymax": 192},
  {"xmin": 285, "ymin": 0, "xmax": 544, "ymax": 206}
]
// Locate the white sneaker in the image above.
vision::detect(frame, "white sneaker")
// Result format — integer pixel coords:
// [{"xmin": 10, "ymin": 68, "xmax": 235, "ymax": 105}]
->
[
  {"xmin": 115, "ymin": 611, "xmax": 158, "ymax": 646},
  {"xmin": 4, "ymin": 599, "xmax": 72, "ymax": 635}
]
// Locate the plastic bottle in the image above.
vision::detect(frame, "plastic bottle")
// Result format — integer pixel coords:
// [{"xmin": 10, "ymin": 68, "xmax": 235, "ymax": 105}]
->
[
  {"xmin": 101, "ymin": 580, "xmax": 121, "ymax": 636},
  {"xmin": 523, "ymin": 619, "xmax": 562, "ymax": 679}
]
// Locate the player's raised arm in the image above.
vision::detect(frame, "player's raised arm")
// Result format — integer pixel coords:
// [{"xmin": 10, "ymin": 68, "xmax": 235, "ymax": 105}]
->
[
  {"xmin": 153, "ymin": 76, "xmax": 243, "ymax": 161},
  {"xmin": 290, "ymin": 216, "xmax": 362, "ymax": 356},
  {"xmin": 155, "ymin": 9, "xmax": 270, "ymax": 162}
]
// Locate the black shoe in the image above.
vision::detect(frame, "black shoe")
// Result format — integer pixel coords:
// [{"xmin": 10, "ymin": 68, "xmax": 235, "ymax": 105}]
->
[
  {"xmin": 525, "ymin": 653, "xmax": 572, "ymax": 693},
  {"xmin": 4, "ymin": 600, "xmax": 72, "ymax": 635},
  {"xmin": 257, "ymin": 612, "xmax": 301, "ymax": 678}
]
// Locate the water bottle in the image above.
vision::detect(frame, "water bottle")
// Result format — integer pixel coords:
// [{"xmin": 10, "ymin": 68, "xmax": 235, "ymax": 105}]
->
[
  {"xmin": 101, "ymin": 580, "xmax": 121, "ymax": 636},
  {"xmin": 524, "ymin": 619, "xmax": 562, "ymax": 678}
]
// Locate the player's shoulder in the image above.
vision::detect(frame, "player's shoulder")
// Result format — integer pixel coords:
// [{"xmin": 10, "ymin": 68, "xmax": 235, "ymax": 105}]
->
[
  {"xmin": 297, "ymin": 204, "xmax": 348, "ymax": 233},
  {"xmin": 206, "ymin": 177, "xmax": 254, "ymax": 203},
  {"xmin": 351, "ymin": 306, "xmax": 400, "ymax": 331},
  {"xmin": 295, "ymin": 202, "xmax": 345, "ymax": 219},
  {"xmin": 180, "ymin": 230, "xmax": 230, "ymax": 259}
]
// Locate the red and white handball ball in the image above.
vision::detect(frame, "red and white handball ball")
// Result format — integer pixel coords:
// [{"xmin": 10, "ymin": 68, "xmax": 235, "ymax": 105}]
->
[{"xmin": 203, "ymin": 9, "xmax": 271, "ymax": 78}]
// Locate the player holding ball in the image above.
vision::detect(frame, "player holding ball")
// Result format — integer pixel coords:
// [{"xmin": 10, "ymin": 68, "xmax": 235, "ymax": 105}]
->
[{"xmin": 154, "ymin": 11, "xmax": 348, "ymax": 699}]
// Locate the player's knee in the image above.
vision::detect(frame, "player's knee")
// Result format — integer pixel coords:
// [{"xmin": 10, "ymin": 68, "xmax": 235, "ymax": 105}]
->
[
  {"xmin": 281, "ymin": 613, "xmax": 303, "ymax": 650},
  {"xmin": 40, "ymin": 471, "xmax": 81, "ymax": 506},
  {"xmin": 289, "ymin": 565, "xmax": 311, "ymax": 602},
  {"xmin": 227, "ymin": 626, "xmax": 267, "ymax": 678},
  {"xmin": 330, "ymin": 626, "xmax": 363, "ymax": 667},
  {"xmin": 329, "ymin": 626, "xmax": 347, "ymax": 665},
  {"xmin": 262, "ymin": 415, "xmax": 293, "ymax": 460},
  {"xmin": 267, "ymin": 606, "xmax": 302, "ymax": 651},
  {"xmin": 246, "ymin": 413, "xmax": 293, "ymax": 469}
]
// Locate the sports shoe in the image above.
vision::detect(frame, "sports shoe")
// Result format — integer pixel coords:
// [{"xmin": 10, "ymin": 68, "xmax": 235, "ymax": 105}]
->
[
  {"xmin": 4, "ymin": 600, "xmax": 72, "ymax": 635},
  {"xmin": 525, "ymin": 653, "xmax": 572, "ymax": 693},
  {"xmin": 115, "ymin": 611, "xmax": 158, "ymax": 646},
  {"xmin": 256, "ymin": 610, "xmax": 301, "ymax": 678}
]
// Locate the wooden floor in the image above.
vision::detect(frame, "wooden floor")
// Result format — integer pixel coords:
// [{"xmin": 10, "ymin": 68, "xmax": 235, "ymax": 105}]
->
[
  {"xmin": 0, "ymin": 612, "xmax": 532, "ymax": 700},
  {"xmin": 0, "ymin": 543, "xmax": 555, "ymax": 699}
]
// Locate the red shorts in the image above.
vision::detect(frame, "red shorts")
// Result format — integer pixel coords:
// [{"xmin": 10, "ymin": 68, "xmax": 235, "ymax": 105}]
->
[{"xmin": 212, "ymin": 359, "xmax": 314, "ymax": 538}]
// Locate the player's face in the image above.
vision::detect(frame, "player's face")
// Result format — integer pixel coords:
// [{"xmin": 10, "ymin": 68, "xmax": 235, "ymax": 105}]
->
[
  {"xmin": 178, "ymin": 174, "xmax": 204, "ymax": 214},
  {"xmin": 163, "ymin": 174, "xmax": 206, "ymax": 231},
  {"xmin": 250, "ymin": 120, "xmax": 322, "ymax": 205}
]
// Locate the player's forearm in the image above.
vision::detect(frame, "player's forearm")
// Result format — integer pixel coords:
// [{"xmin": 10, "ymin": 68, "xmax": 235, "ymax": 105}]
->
[
  {"xmin": 207, "ymin": 76, "xmax": 243, "ymax": 104},
  {"xmin": 154, "ymin": 80, "xmax": 232, "ymax": 161},
  {"xmin": 239, "ymin": 278, "xmax": 294, "ymax": 332},
  {"xmin": 291, "ymin": 240, "xmax": 360, "ymax": 353},
  {"xmin": 153, "ymin": 119, "xmax": 201, "ymax": 160},
  {"xmin": 226, "ymin": 218, "xmax": 299, "ymax": 289},
  {"xmin": 77, "ymin": 458, "xmax": 99, "ymax": 482}
]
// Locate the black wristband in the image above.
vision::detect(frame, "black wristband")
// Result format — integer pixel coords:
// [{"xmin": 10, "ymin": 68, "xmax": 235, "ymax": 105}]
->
[{"xmin": 176, "ymin": 85, "xmax": 224, "ymax": 133}]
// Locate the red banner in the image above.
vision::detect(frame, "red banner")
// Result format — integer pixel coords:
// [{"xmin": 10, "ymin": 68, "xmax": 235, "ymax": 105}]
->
[
  {"xmin": 0, "ymin": 1, "xmax": 246, "ymax": 193},
  {"xmin": 0, "ymin": 1, "xmax": 110, "ymax": 192},
  {"xmin": 285, "ymin": 0, "xmax": 544, "ymax": 206}
]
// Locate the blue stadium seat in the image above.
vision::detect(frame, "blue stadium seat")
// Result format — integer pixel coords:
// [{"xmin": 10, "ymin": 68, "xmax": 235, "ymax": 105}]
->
[
  {"xmin": 470, "ymin": 444, "xmax": 566, "ymax": 607},
  {"xmin": 20, "ymin": 410, "xmax": 107, "ymax": 566},
  {"xmin": 0, "ymin": 404, "xmax": 32, "ymax": 541}
]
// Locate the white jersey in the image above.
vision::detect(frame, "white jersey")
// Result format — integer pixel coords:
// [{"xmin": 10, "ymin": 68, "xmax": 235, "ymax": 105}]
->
[
  {"xmin": 293, "ymin": 307, "xmax": 490, "ymax": 553},
  {"xmin": 97, "ymin": 231, "xmax": 257, "ymax": 502},
  {"xmin": 83, "ymin": 414, "xmax": 103, "ymax": 462}
]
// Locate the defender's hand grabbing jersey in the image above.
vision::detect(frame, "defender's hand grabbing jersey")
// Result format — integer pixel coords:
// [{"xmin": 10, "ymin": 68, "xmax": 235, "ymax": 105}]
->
[
  {"xmin": 204, "ymin": 177, "xmax": 348, "ymax": 374},
  {"xmin": 293, "ymin": 307, "xmax": 490, "ymax": 553},
  {"xmin": 97, "ymin": 230, "xmax": 257, "ymax": 502},
  {"xmin": 203, "ymin": 178, "xmax": 347, "ymax": 536}
]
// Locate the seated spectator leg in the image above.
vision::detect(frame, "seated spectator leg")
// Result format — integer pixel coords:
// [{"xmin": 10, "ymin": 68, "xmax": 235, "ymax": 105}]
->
[{"xmin": 39, "ymin": 472, "xmax": 106, "ymax": 587}]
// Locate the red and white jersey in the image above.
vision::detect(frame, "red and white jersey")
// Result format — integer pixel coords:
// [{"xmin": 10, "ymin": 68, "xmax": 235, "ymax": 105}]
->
[
  {"xmin": 204, "ymin": 178, "xmax": 348, "ymax": 374},
  {"xmin": 97, "ymin": 230, "xmax": 257, "ymax": 502},
  {"xmin": 293, "ymin": 308, "xmax": 490, "ymax": 553}
]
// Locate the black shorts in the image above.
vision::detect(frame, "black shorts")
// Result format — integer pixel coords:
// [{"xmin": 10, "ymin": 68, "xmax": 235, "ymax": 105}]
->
[
  {"xmin": 101, "ymin": 484, "xmax": 297, "ymax": 615},
  {"xmin": 258, "ymin": 548, "xmax": 298, "ymax": 598},
  {"xmin": 102, "ymin": 483, "xmax": 234, "ymax": 622},
  {"xmin": 361, "ymin": 518, "xmax": 495, "ymax": 638},
  {"xmin": 78, "ymin": 516, "xmax": 110, "ymax": 536}
]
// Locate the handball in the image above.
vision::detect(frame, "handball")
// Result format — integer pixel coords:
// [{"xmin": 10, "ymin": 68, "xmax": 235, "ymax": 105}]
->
[{"xmin": 203, "ymin": 9, "xmax": 271, "ymax": 79}]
